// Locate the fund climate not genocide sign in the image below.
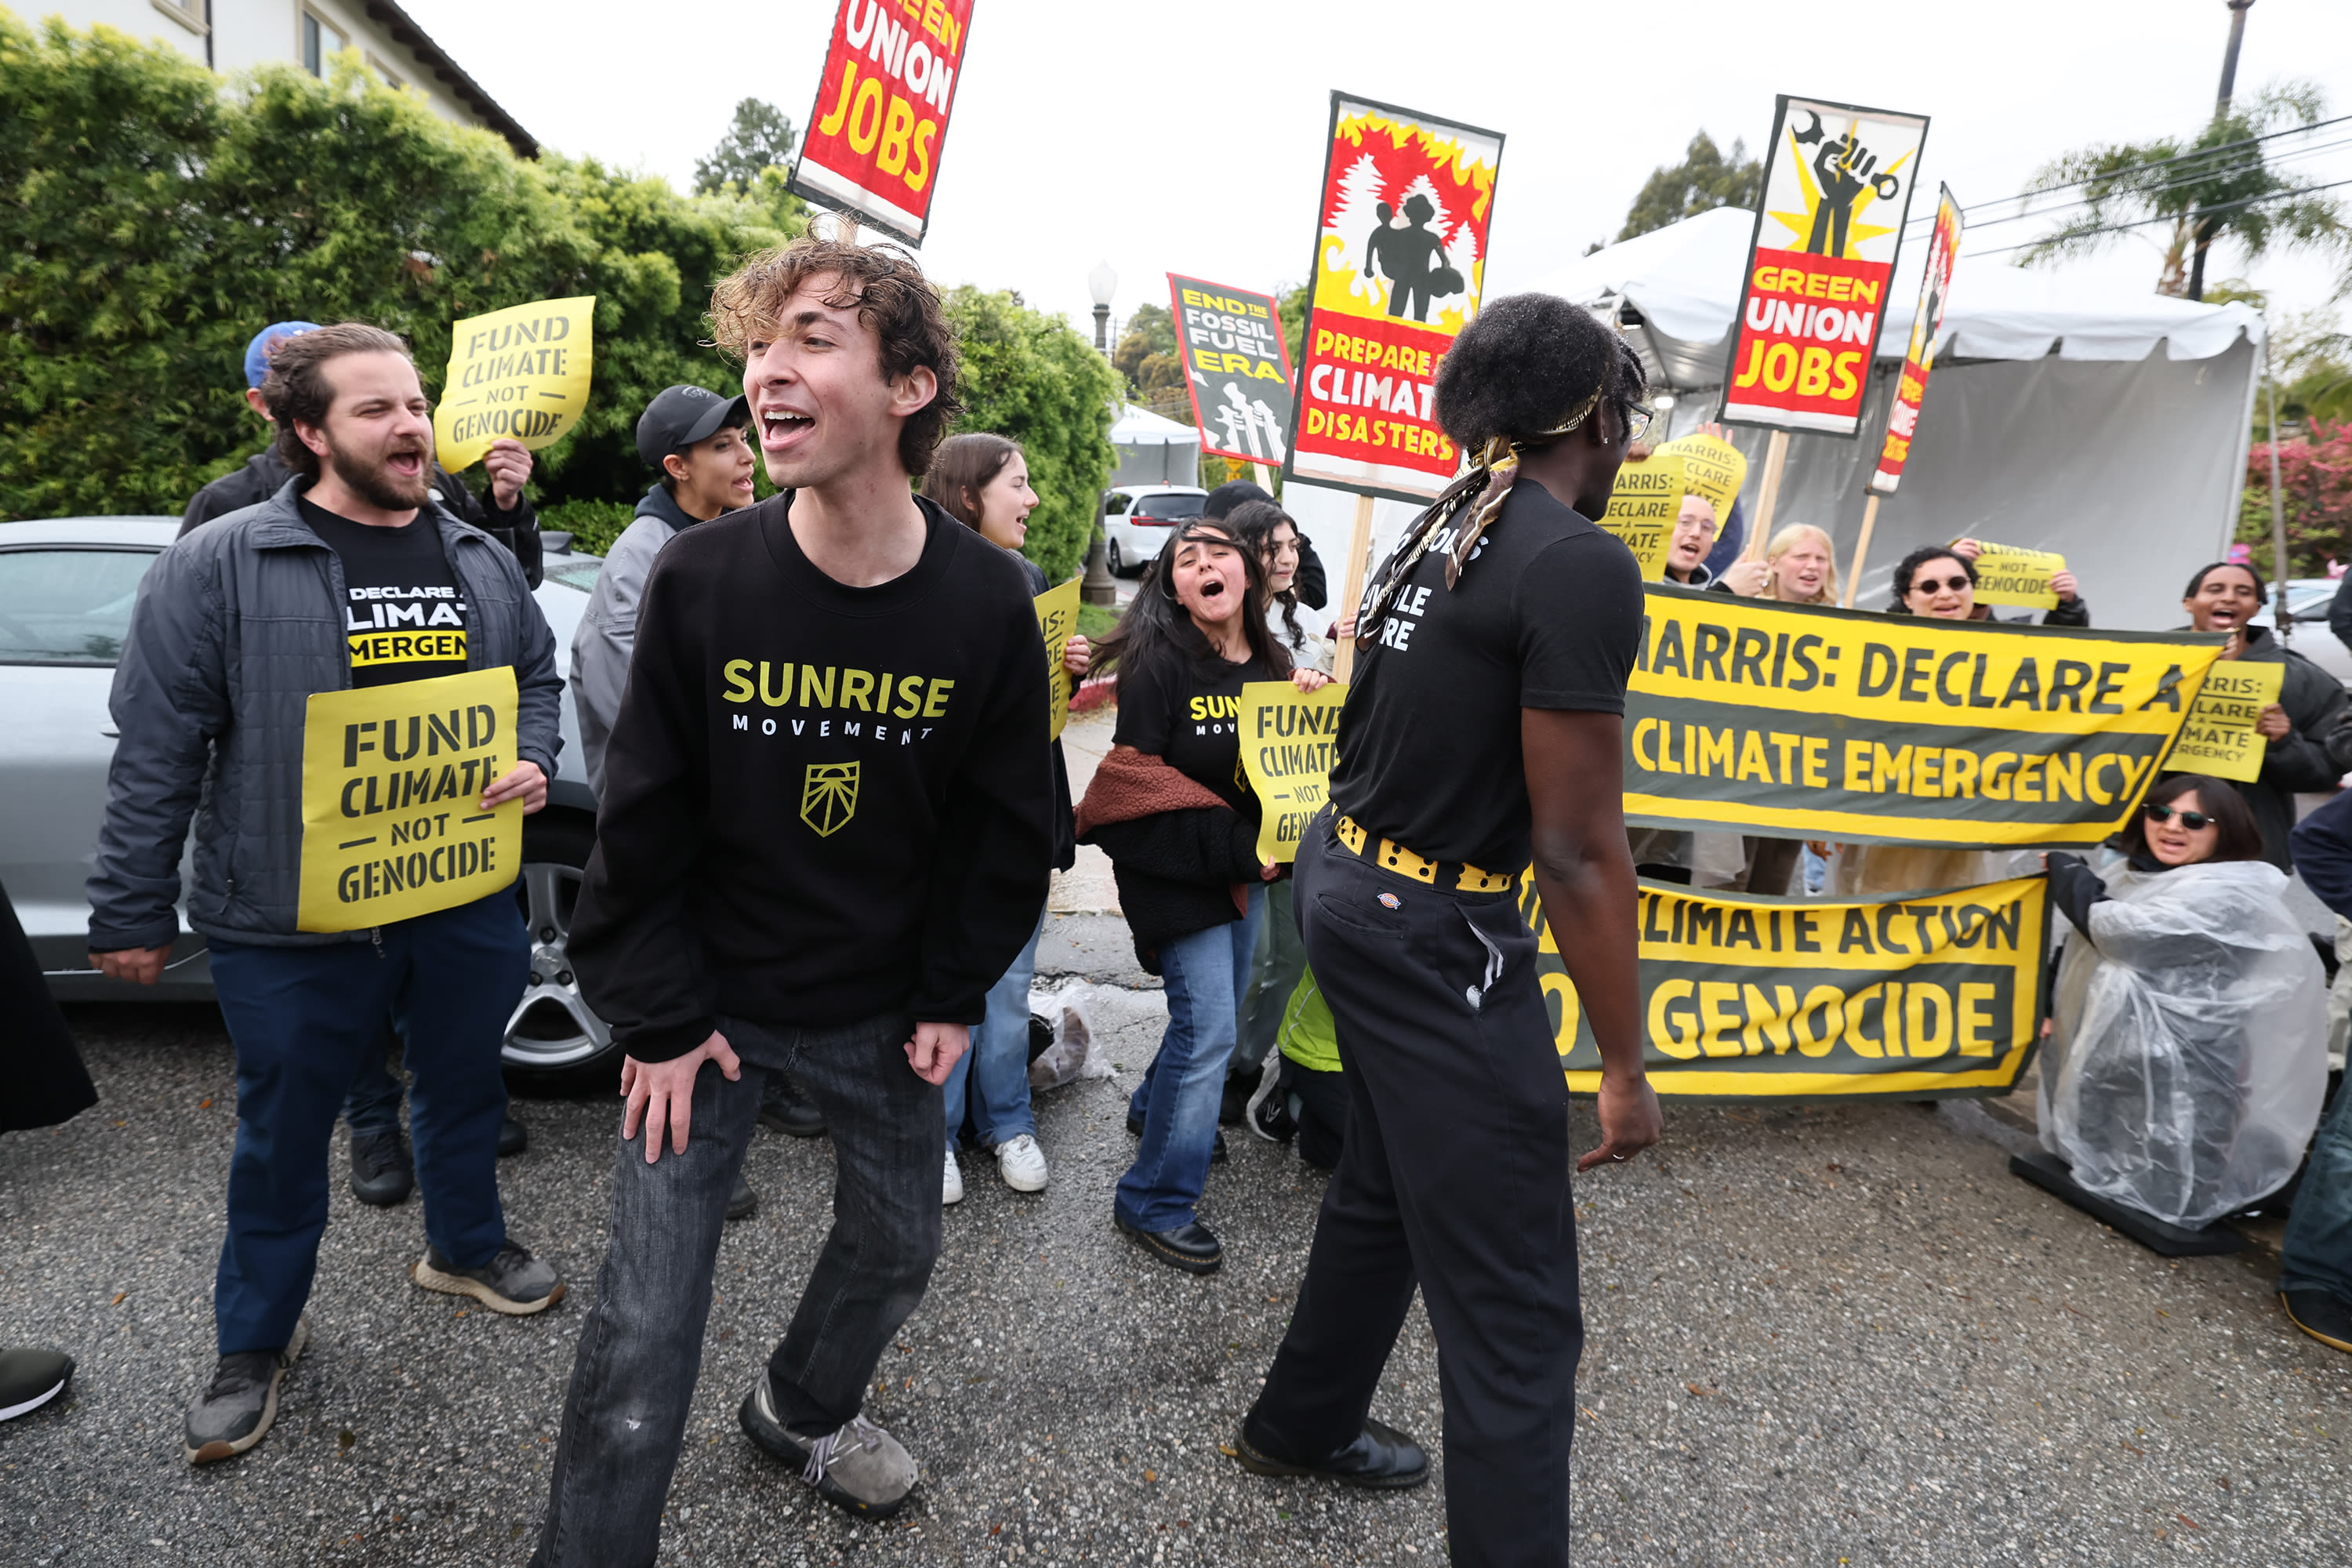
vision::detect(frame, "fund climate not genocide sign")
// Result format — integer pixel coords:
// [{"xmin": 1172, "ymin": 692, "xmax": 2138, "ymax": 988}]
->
[
  {"xmin": 1525, "ymin": 874, "xmax": 2049, "ymax": 1099},
  {"xmin": 1723, "ymin": 96, "xmax": 1929, "ymax": 437},
  {"xmin": 434, "ymin": 298, "xmax": 595, "ymax": 473},
  {"xmin": 792, "ymin": 0, "xmax": 973, "ymax": 244},
  {"xmin": 1168, "ymin": 275, "xmax": 1294, "ymax": 473},
  {"xmin": 1284, "ymin": 93, "xmax": 1504, "ymax": 501},
  {"xmin": 1623, "ymin": 586, "xmax": 2227, "ymax": 847}
]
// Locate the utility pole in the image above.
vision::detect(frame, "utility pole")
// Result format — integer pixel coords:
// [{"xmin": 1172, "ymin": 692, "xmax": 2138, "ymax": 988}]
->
[{"xmin": 2187, "ymin": 0, "xmax": 2256, "ymax": 302}]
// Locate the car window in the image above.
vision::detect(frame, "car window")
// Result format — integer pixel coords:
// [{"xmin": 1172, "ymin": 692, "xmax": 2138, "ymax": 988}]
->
[
  {"xmin": 1103, "ymin": 494, "xmax": 1131, "ymax": 515},
  {"xmin": 1134, "ymin": 493, "xmax": 1207, "ymax": 521},
  {"xmin": 0, "ymin": 547, "xmax": 158, "ymax": 666},
  {"xmin": 543, "ymin": 557, "xmax": 604, "ymax": 593}
]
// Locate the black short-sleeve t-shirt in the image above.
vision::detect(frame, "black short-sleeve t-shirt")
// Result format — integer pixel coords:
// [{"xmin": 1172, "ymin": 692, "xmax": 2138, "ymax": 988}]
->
[
  {"xmin": 301, "ymin": 495, "xmax": 471, "ymax": 688},
  {"xmin": 1330, "ymin": 477, "xmax": 1642, "ymax": 873},
  {"xmin": 1112, "ymin": 650, "xmax": 1275, "ymax": 819}
]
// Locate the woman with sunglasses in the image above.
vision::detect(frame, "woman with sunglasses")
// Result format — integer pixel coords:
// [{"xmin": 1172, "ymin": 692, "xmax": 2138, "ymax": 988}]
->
[
  {"xmin": 2037, "ymin": 775, "xmax": 2325, "ymax": 1230},
  {"xmin": 1077, "ymin": 520, "xmax": 1330, "ymax": 1273}
]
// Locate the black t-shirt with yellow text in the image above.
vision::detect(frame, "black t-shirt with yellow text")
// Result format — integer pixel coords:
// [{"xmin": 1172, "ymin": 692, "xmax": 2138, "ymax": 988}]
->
[
  {"xmin": 1114, "ymin": 650, "xmax": 1275, "ymax": 821},
  {"xmin": 300, "ymin": 494, "xmax": 470, "ymax": 688}
]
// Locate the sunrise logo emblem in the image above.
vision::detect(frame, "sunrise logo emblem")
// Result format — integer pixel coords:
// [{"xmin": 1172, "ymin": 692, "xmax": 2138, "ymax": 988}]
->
[{"xmin": 800, "ymin": 761, "xmax": 859, "ymax": 837}]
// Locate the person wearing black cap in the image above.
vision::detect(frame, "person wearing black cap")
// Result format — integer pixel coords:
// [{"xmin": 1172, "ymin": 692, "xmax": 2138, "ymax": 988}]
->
[{"xmin": 572, "ymin": 386, "xmax": 818, "ymax": 1199}]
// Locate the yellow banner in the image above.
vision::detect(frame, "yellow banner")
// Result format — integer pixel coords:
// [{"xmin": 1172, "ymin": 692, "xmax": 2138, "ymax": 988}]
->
[
  {"xmin": 1956, "ymin": 539, "xmax": 2065, "ymax": 610},
  {"xmin": 1626, "ymin": 586, "xmax": 2227, "ymax": 847},
  {"xmin": 433, "ymin": 296, "xmax": 596, "ymax": 472},
  {"xmin": 1650, "ymin": 432, "xmax": 1748, "ymax": 526},
  {"xmin": 2163, "ymin": 658, "xmax": 2284, "ymax": 782},
  {"xmin": 1525, "ymin": 872, "xmax": 2048, "ymax": 1098},
  {"xmin": 1034, "ymin": 579, "xmax": 1080, "ymax": 742},
  {"xmin": 296, "ymin": 668, "xmax": 524, "ymax": 932},
  {"xmin": 1598, "ymin": 452, "xmax": 1680, "ymax": 580},
  {"xmin": 1240, "ymin": 680, "xmax": 1348, "ymax": 863}
]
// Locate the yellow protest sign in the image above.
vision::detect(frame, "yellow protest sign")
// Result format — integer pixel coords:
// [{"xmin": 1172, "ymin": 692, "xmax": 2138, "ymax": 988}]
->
[
  {"xmin": 2162, "ymin": 658, "xmax": 2284, "ymax": 782},
  {"xmin": 1239, "ymin": 680, "xmax": 1348, "ymax": 863},
  {"xmin": 1956, "ymin": 539, "xmax": 2065, "ymax": 610},
  {"xmin": 433, "ymin": 296, "xmax": 596, "ymax": 472},
  {"xmin": 1598, "ymin": 452, "xmax": 1681, "ymax": 580},
  {"xmin": 1651, "ymin": 432, "xmax": 1748, "ymax": 525},
  {"xmin": 296, "ymin": 668, "xmax": 524, "ymax": 932},
  {"xmin": 1034, "ymin": 579, "xmax": 1081, "ymax": 741}
]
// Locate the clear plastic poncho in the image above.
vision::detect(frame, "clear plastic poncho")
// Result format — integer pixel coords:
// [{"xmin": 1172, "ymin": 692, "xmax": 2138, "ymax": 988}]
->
[{"xmin": 2041, "ymin": 857, "xmax": 2326, "ymax": 1229}]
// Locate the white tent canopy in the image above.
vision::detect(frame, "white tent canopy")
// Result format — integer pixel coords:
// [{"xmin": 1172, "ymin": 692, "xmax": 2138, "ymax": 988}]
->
[
  {"xmin": 1109, "ymin": 403, "xmax": 1202, "ymax": 488},
  {"xmin": 1504, "ymin": 208, "xmax": 2266, "ymax": 629}
]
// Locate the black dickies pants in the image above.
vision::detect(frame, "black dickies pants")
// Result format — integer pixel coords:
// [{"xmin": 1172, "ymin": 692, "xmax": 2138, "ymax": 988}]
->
[{"xmin": 1251, "ymin": 814, "xmax": 1584, "ymax": 1568}]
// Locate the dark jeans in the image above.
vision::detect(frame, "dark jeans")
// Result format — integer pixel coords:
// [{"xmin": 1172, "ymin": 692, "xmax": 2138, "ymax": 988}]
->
[
  {"xmin": 206, "ymin": 891, "xmax": 525, "ymax": 1355},
  {"xmin": 1249, "ymin": 817, "xmax": 1581, "ymax": 1568},
  {"xmin": 2282, "ymin": 1079, "xmax": 2352, "ymax": 1303},
  {"xmin": 342, "ymin": 1033, "xmax": 406, "ymax": 1136},
  {"xmin": 534, "ymin": 1011, "xmax": 936, "ymax": 1568}
]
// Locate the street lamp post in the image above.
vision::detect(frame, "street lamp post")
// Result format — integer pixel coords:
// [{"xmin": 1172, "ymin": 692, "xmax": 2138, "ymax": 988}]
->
[{"xmin": 1081, "ymin": 261, "xmax": 1120, "ymax": 606}]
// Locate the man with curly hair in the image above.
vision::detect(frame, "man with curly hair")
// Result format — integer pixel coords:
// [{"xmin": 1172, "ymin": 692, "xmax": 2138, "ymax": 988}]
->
[
  {"xmin": 531, "ymin": 238, "xmax": 1054, "ymax": 1559},
  {"xmin": 1231, "ymin": 295, "xmax": 1663, "ymax": 1566}
]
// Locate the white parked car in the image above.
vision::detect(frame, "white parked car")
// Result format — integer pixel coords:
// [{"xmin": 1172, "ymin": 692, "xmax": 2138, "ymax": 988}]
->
[
  {"xmin": 1099, "ymin": 484, "xmax": 1208, "ymax": 576},
  {"xmin": 0, "ymin": 517, "xmax": 615, "ymax": 1087},
  {"xmin": 2252, "ymin": 577, "xmax": 2352, "ymax": 688}
]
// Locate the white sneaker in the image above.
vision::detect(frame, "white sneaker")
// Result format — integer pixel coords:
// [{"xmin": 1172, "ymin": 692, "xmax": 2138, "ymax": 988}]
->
[
  {"xmin": 994, "ymin": 1133, "xmax": 1049, "ymax": 1193},
  {"xmin": 942, "ymin": 1149, "xmax": 964, "ymax": 1206}
]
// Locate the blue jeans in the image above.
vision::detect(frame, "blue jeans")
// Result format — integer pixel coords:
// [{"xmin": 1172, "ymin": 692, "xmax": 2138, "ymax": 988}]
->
[
  {"xmin": 944, "ymin": 909, "xmax": 1044, "ymax": 1150},
  {"xmin": 2282, "ymin": 1083, "xmax": 2352, "ymax": 1302},
  {"xmin": 206, "ymin": 891, "xmax": 526, "ymax": 1355},
  {"xmin": 1117, "ymin": 887, "xmax": 1265, "ymax": 1231},
  {"xmin": 342, "ymin": 1035, "xmax": 406, "ymax": 1136},
  {"xmin": 534, "ymin": 1011, "xmax": 938, "ymax": 1568}
]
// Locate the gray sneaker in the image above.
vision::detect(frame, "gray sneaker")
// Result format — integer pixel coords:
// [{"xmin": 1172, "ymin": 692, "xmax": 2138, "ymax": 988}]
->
[
  {"xmin": 409, "ymin": 1241, "xmax": 564, "ymax": 1315},
  {"xmin": 737, "ymin": 1374, "xmax": 917, "ymax": 1519},
  {"xmin": 184, "ymin": 1316, "xmax": 308, "ymax": 1465}
]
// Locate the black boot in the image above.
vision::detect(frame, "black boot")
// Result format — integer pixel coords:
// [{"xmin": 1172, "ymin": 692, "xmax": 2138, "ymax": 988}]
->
[
  {"xmin": 498, "ymin": 1116, "xmax": 528, "ymax": 1158},
  {"xmin": 1234, "ymin": 1410, "xmax": 1428, "ymax": 1489},
  {"xmin": 348, "ymin": 1128, "xmax": 414, "ymax": 1207},
  {"xmin": 759, "ymin": 1073, "xmax": 826, "ymax": 1138}
]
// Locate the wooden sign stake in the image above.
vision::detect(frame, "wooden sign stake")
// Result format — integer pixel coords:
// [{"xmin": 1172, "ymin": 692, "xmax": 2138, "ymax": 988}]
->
[
  {"xmin": 1843, "ymin": 492, "xmax": 1883, "ymax": 608},
  {"xmin": 1333, "ymin": 492, "xmax": 1376, "ymax": 683},
  {"xmin": 1743, "ymin": 430, "xmax": 1791, "ymax": 562}
]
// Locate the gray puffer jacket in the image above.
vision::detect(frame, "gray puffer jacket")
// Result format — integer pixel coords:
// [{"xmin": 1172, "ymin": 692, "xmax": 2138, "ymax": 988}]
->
[
  {"xmin": 88, "ymin": 481, "xmax": 563, "ymax": 951},
  {"xmin": 570, "ymin": 482, "xmax": 706, "ymax": 795}
]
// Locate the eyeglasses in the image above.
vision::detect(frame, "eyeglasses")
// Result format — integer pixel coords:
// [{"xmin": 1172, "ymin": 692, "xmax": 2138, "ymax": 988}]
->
[
  {"xmin": 2143, "ymin": 803, "xmax": 2216, "ymax": 831},
  {"xmin": 1615, "ymin": 399, "xmax": 1656, "ymax": 444},
  {"xmin": 1910, "ymin": 575, "xmax": 1972, "ymax": 594}
]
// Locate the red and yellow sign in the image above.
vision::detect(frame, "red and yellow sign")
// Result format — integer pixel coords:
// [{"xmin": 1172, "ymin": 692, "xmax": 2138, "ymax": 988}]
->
[
  {"xmin": 1723, "ymin": 96, "xmax": 1929, "ymax": 438},
  {"xmin": 1283, "ymin": 93, "xmax": 1504, "ymax": 501},
  {"xmin": 1871, "ymin": 183, "xmax": 1963, "ymax": 492},
  {"xmin": 789, "ymin": 0, "xmax": 972, "ymax": 245}
]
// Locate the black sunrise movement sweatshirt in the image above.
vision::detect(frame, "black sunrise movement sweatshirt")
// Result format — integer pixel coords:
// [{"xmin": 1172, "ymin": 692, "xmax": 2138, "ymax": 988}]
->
[{"xmin": 568, "ymin": 492, "xmax": 1054, "ymax": 1062}]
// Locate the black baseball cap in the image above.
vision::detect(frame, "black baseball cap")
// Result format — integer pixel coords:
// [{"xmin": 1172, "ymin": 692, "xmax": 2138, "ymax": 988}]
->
[{"xmin": 637, "ymin": 384, "xmax": 750, "ymax": 466}]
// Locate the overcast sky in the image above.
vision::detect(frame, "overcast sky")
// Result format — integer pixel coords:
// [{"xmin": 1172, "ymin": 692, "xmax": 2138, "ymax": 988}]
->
[{"xmin": 405, "ymin": 0, "xmax": 2352, "ymax": 349}]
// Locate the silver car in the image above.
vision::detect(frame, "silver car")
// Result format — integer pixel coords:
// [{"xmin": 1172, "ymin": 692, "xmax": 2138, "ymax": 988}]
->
[
  {"xmin": 1, "ymin": 517, "xmax": 617, "ymax": 1088},
  {"xmin": 1099, "ymin": 484, "xmax": 1207, "ymax": 577},
  {"xmin": 2253, "ymin": 577, "xmax": 2352, "ymax": 688}
]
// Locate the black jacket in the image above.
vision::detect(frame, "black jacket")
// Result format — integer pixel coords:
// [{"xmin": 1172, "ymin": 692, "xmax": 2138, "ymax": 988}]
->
[
  {"xmin": 1083, "ymin": 808, "xmax": 1262, "ymax": 973},
  {"xmin": 1293, "ymin": 532, "xmax": 1328, "ymax": 612},
  {"xmin": 180, "ymin": 446, "xmax": 543, "ymax": 586}
]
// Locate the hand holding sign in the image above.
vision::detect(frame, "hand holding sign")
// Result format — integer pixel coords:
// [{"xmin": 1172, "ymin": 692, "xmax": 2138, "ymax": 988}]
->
[{"xmin": 434, "ymin": 297, "xmax": 596, "ymax": 474}]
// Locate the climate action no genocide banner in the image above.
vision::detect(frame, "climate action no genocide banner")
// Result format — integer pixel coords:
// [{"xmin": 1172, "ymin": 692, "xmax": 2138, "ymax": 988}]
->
[
  {"xmin": 1624, "ymin": 586, "xmax": 2227, "ymax": 848},
  {"xmin": 1526, "ymin": 873, "xmax": 2048, "ymax": 1098}
]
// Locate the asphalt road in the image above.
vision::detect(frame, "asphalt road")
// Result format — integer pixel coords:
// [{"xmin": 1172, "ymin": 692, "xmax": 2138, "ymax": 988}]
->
[{"xmin": 8, "ymin": 949, "xmax": 2352, "ymax": 1566}]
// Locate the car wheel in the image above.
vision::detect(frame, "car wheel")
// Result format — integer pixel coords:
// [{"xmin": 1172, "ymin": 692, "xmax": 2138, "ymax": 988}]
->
[
  {"xmin": 1106, "ymin": 538, "xmax": 1126, "ymax": 577},
  {"xmin": 505, "ymin": 813, "xmax": 620, "ymax": 1094}
]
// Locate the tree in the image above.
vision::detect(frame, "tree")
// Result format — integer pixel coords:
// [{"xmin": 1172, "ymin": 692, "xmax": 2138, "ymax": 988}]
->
[
  {"xmin": 943, "ymin": 285, "xmax": 1121, "ymax": 584},
  {"xmin": 1111, "ymin": 302, "xmax": 1188, "ymax": 412},
  {"xmin": 1617, "ymin": 132, "xmax": 1763, "ymax": 242},
  {"xmin": 2237, "ymin": 420, "xmax": 2352, "ymax": 575},
  {"xmin": 2021, "ymin": 83, "xmax": 2347, "ymax": 297},
  {"xmin": 694, "ymin": 98, "xmax": 797, "ymax": 196}
]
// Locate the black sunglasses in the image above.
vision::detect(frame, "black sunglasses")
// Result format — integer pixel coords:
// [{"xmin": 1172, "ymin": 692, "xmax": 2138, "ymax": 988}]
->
[
  {"xmin": 1910, "ymin": 575, "xmax": 1972, "ymax": 594},
  {"xmin": 2143, "ymin": 802, "xmax": 2215, "ymax": 831}
]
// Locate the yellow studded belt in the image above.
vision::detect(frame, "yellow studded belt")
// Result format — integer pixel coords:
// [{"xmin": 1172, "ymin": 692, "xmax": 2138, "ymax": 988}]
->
[{"xmin": 1333, "ymin": 815, "xmax": 1517, "ymax": 895}]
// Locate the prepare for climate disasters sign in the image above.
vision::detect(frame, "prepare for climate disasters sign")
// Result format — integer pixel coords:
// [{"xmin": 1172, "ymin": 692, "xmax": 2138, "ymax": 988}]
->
[
  {"xmin": 1872, "ymin": 185, "xmax": 1963, "ymax": 492},
  {"xmin": 1240, "ymin": 681, "xmax": 1349, "ymax": 864},
  {"xmin": 434, "ymin": 298, "xmax": 595, "ymax": 473},
  {"xmin": 1284, "ymin": 93, "xmax": 1504, "ymax": 502},
  {"xmin": 296, "ymin": 668, "xmax": 523, "ymax": 932},
  {"xmin": 1598, "ymin": 452, "xmax": 1682, "ymax": 580},
  {"xmin": 1623, "ymin": 586, "xmax": 2226, "ymax": 848},
  {"xmin": 1723, "ymin": 96, "xmax": 1929, "ymax": 437},
  {"xmin": 1527, "ymin": 874, "xmax": 2048, "ymax": 1099},
  {"xmin": 1168, "ymin": 276, "xmax": 1294, "ymax": 471},
  {"xmin": 1034, "ymin": 579, "xmax": 1080, "ymax": 742},
  {"xmin": 791, "ymin": 0, "xmax": 972, "ymax": 243},
  {"xmin": 2162, "ymin": 659, "xmax": 2285, "ymax": 782}
]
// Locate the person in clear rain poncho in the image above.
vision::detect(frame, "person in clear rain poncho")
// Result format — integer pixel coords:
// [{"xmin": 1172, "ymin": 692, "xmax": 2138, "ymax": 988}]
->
[{"xmin": 2039, "ymin": 775, "xmax": 2327, "ymax": 1229}]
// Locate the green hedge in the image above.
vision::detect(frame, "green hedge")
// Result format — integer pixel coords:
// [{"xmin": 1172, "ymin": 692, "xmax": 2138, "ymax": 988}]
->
[{"xmin": 2, "ymin": 12, "xmax": 1121, "ymax": 571}]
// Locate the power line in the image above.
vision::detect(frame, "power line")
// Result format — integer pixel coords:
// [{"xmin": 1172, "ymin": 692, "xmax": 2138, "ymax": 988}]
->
[
  {"xmin": 1959, "ymin": 173, "xmax": 2352, "ymax": 259},
  {"xmin": 1936, "ymin": 135, "xmax": 2352, "ymax": 238}
]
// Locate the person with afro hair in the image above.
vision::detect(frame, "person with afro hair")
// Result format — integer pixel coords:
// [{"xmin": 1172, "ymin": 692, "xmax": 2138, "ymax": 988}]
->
[{"xmin": 1230, "ymin": 294, "xmax": 1661, "ymax": 1566}]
